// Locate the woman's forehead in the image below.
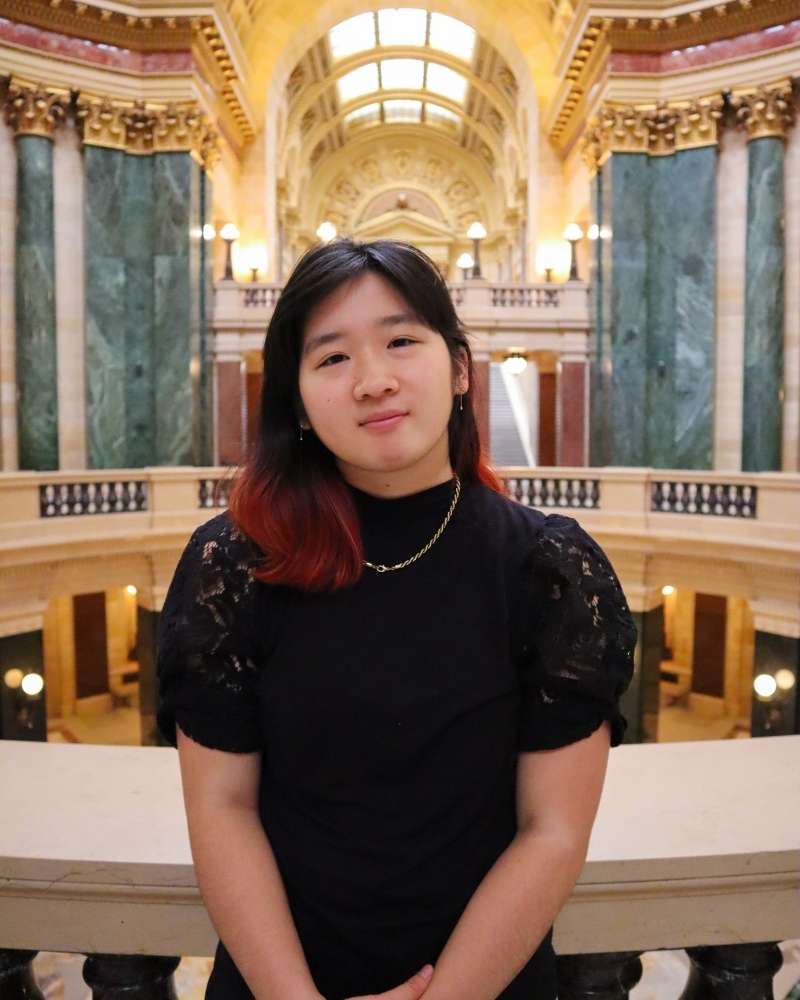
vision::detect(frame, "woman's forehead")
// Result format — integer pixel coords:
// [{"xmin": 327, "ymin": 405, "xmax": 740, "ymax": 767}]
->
[{"xmin": 303, "ymin": 272, "xmax": 417, "ymax": 340}]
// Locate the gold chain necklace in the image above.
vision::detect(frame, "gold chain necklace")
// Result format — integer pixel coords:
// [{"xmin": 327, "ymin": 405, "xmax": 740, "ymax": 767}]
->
[{"xmin": 363, "ymin": 475, "xmax": 462, "ymax": 574}]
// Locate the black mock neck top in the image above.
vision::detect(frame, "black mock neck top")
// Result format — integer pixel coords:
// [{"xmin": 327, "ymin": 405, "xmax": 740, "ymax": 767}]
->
[{"xmin": 156, "ymin": 475, "xmax": 637, "ymax": 1000}]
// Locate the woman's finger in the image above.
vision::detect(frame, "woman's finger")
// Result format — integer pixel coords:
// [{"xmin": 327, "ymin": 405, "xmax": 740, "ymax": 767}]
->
[{"xmin": 347, "ymin": 963, "xmax": 435, "ymax": 1000}]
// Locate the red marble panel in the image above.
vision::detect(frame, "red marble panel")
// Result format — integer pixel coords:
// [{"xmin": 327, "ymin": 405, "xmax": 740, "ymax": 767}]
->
[
  {"xmin": 557, "ymin": 362, "xmax": 586, "ymax": 467},
  {"xmin": 472, "ymin": 360, "xmax": 490, "ymax": 459},
  {"xmin": 610, "ymin": 20, "xmax": 800, "ymax": 74},
  {"xmin": 216, "ymin": 361, "xmax": 245, "ymax": 466},
  {"xmin": 0, "ymin": 17, "xmax": 191, "ymax": 72}
]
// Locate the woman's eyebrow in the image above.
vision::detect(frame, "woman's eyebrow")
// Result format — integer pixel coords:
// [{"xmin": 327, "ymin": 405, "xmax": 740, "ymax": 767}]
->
[{"xmin": 303, "ymin": 312, "xmax": 418, "ymax": 357}]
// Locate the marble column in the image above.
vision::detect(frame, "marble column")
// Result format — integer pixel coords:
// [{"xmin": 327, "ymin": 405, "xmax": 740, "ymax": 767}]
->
[
  {"xmin": 742, "ymin": 136, "xmax": 785, "ymax": 472},
  {"xmin": 750, "ymin": 630, "xmax": 799, "ymax": 737},
  {"xmin": 557, "ymin": 358, "xmax": 587, "ymax": 466},
  {"xmin": 783, "ymin": 118, "xmax": 800, "ymax": 471},
  {"xmin": 0, "ymin": 117, "xmax": 17, "ymax": 470},
  {"xmin": 198, "ymin": 169, "xmax": 214, "ymax": 465},
  {"xmin": 588, "ymin": 170, "xmax": 607, "ymax": 467},
  {"xmin": 608, "ymin": 153, "xmax": 649, "ymax": 466},
  {"xmin": 626, "ymin": 603, "xmax": 663, "ymax": 743},
  {"xmin": 15, "ymin": 134, "xmax": 60, "ymax": 470},
  {"xmin": 153, "ymin": 152, "xmax": 197, "ymax": 465},
  {"xmin": 84, "ymin": 145, "xmax": 127, "ymax": 468},
  {"xmin": 713, "ymin": 128, "xmax": 748, "ymax": 471},
  {"xmin": 0, "ymin": 630, "xmax": 47, "ymax": 741},
  {"xmin": 215, "ymin": 356, "xmax": 246, "ymax": 466}
]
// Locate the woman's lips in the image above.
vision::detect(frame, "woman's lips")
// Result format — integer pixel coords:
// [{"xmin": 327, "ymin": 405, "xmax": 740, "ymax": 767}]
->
[{"xmin": 360, "ymin": 413, "xmax": 408, "ymax": 431}]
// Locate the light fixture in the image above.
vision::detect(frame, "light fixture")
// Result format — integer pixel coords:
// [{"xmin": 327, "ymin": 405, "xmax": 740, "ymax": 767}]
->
[
  {"xmin": 774, "ymin": 669, "xmax": 796, "ymax": 691},
  {"xmin": 126, "ymin": 584, "xmax": 138, "ymax": 596},
  {"xmin": 563, "ymin": 223, "xmax": 584, "ymax": 281},
  {"xmin": 535, "ymin": 241, "xmax": 570, "ymax": 283},
  {"xmin": 4, "ymin": 668, "xmax": 24, "ymax": 690},
  {"xmin": 20, "ymin": 672, "xmax": 44, "ymax": 696},
  {"xmin": 753, "ymin": 673, "xmax": 778, "ymax": 699},
  {"xmin": 466, "ymin": 222, "xmax": 486, "ymax": 278},
  {"xmin": 220, "ymin": 223, "xmax": 240, "ymax": 281},
  {"xmin": 587, "ymin": 224, "xmax": 600, "ymax": 241},
  {"xmin": 244, "ymin": 245, "xmax": 268, "ymax": 282},
  {"xmin": 456, "ymin": 251, "xmax": 474, "ymax": 280},
  {"xmin": 202, "ymin": 223, "xmax": 216, "ymax": 241},
  {"xmin": 502, "ymin": 353, "xmax": 527, "ymax": 376},
  {"xmin": 316, "ymin": 221, "xmax": 337, "ymax": 243},
  {"xmin": 661, "ymin": 585, "xmax": 674, "ymax": 596}
]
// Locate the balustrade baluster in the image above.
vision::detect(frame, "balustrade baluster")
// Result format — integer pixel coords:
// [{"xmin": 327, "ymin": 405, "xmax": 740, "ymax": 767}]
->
[
  {"xmin": 83, "ymin": 954, "xmax": 180, "ymax": 1000},
  {"xmin": 0, "ymin": 949, "xmax": 45, "ymax": 1000},
  {"xmin": 679, "ymin": 943, "xmax": 783, "ymax": 1000},
  {"xmin": 557, "ymin": 950, "xmax": 644, "ymax": 1000}
]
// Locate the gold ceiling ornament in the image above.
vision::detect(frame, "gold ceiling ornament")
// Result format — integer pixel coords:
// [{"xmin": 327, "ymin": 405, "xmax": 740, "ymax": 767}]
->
[
  {"xmin": 730, "ymin": 81, "xmax": 795, "ymax": 141},
  {"xmin": 673, "ymin": 96, "xmax": 726, "ymax": 150},
  {"xmin": 581, "ymin": 104, "xmax": 650, "ymax": 172},
  {"xmin": 642, "ymin": 102, "xmax": 679, "ymax": 156},
  {"xmin": 4, "ymin": 79, "xmax": 70, "ymax": 138},
  {"xmin": 75, "ymin": 95, "xmax": 129, "ymax": 150}
]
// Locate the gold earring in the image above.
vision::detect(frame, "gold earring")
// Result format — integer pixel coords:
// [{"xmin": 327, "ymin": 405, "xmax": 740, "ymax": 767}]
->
[
  {"xmin": 459, "ymin": 393, "xmax": 464, "ymax": 412},
  {"xmin": 299, "ymin": 424, "xmax": 304, "ymax": 442}
]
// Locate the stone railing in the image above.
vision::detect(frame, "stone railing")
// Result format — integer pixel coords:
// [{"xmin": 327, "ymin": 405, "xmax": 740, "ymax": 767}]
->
[
  {"xmin": 213, "ymin": 279, "xmax": 590, "ymax": 336},
  {"xmin": 1, "ymin": 735, "xmax": 797, "ymax": 998}
]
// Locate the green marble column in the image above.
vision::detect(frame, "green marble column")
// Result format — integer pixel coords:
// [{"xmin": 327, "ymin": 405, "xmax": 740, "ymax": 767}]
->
[
  {"xmin": 751, "ymin": 631, "xmax": 798, "ymax": 737},
  {"xmin": 15, "ymin": 135, "xmax": 59, "ymax": 470},
  {"xmin": 588, "ymin": 170, "xmax": 608, "ymax": 467},
  {"xmin": 0, "ymin": 630, "xmax": 47, "ymax": 741},
  {"xmin": 198, "ymin": 169, "xmax": 214, "ymax": 465},
  {"xmin": 153, "ymin": 152, "xmax": 196, "ymax": 465},
  {"xmin": 124, "ymin": 154, "xmax": 156, "ymax": 467},
  {"xmin": 609, "ymin": 153, "xmax": 649, "ymax": 466},
  {"xmin": 624, "ymin": 605, "xmax": 663, "ymax": 743},
  {"xmin": 742, "ymin": 137, "xmax": 785, "ymax": 472},
  {"xmin": 85, "ymin": 146, "xmax": 127, "ymax": 468},
  {"xmin": 646, "ymin": 147, "xmax": 716, "ymax": 469}
]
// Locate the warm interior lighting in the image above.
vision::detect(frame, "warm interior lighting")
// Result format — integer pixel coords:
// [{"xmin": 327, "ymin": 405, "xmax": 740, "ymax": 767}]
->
[
  {"xmin": 21, "ymin": 672, "xmax": 44, "ymax": 696},
  {"xmin": 774, "ymin": 669, "xmax": 796, "ymax": 691},
  {"xmin": 662, "ymin": 585, "xmax": 674, "ymax": 596},
  {"xmin": 4, "ymin": 668, "xmax": 23, "ymax": 690},
  {"xmin": 753, "ymin": 673, "xmax": 778, "ymax": 698},
  {"xmin": 535, "ymin": 240, "xmax": 570, "ymax": 280},
  {"xmin": 428, "ymin": 12, "xmax": 475, "ymax": 60},
  {"xmin": 425, "ymin": 103, "xmax": 459, "ymax": 128},
  {"xmin": 587, "ymin": 224, "xmax": 600, "ymax": 240},
  {"xmin": 126, "ymin": 584, "xmax": 138, "ymax": 596},
  {"xmin": 503, "ymin": 354, "xmax": 528, "ymax": 375},
  {"xmin": 378, "ymin": 8, "xmax": 427, "ymax": 46},
  {"xmin": 337, "ymin": 63, "xmax": 380, "ymax": 102},
  {"xmin": 329, "ymin": 12, "xmax": 376, "ymax": 59},
  {"xmin": 220, "ymin": 223, "xmax": 239, "ymax": 242},
  {"xmin": 344, "ymin": 103, "xmax": 381, "ymax": 128},
  {"xmin": 563, "ymin": 223, "xmax": 584, "ymax": 242},
  {"xmin": 467, "ymin": 221, "xmax": 486, "ymax": 240},
  {"xmin": 383, "ymin": 99, "xmax": 422, "ymax": 122},
  {"xmin": 202, "ymin": 224, "xmax": 216, "ymax": 241},
  {"xmin": 243, "ymin": 245, "xmax": 268, "ymax": 276},
  {"xmin": 381, "ymin": 58, "xmax": 425, "ymax": 89},
  {"xmin": 456, "ymin": 252, "xmax": 474, "ymax": 270},
  {"xmin": 329, "ymin": 10, "xmax": 476, "ymax": 64},
  {"xmin": 316, "ymin": 221, "xmax": 337, "ymax": 242},
  {"xmin": 425, "ymin": 63, "xmax": 467, "ymax": 102}
]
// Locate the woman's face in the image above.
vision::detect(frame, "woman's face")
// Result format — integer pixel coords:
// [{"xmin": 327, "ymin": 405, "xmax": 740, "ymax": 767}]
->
[{"xmin": 298, "ymin": 270, "xmax": 467, "ymax": 493}]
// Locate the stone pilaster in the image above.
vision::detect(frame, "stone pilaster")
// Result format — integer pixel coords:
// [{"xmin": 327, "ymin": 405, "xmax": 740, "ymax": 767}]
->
[
  {"xmin": 732, "ymin": 82, "xmax": 795, "ymax": 473},
  {"xmin": 5, "ymin": 80, "xmax": 69, "ymax": 471}
]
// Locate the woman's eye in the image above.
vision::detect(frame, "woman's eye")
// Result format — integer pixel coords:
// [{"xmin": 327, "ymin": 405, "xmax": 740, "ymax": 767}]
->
[
  {"xmin": 319, "ymin": 353, "xmax": 347, "ymax": 368},
  {"xmin": 390, "ymin": 337, "xmax": 416, "ymax": 348}
]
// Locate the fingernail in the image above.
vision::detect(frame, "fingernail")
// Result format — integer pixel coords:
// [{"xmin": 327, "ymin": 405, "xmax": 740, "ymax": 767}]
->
[{"xmin": 420, "ymin": 964, "xmax": 434, "ymax": 981}]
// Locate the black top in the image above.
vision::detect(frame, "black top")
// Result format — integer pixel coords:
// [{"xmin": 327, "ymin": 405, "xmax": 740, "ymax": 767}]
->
[{"xmin": 156, "ymin": 477, "xmax": 637, "ymax": 1000}]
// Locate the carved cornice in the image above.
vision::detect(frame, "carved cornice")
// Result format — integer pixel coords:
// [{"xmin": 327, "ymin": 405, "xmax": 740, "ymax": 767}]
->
[
  {"xmin": 730, "ymin": 80, "xmax": 795, "ymax": 141},
  {"xmin": 75, "ymin": 94, "xmax": 220, "ymax": 168},
  {"xmin": 581, "ymin": 95, "xmax": 726, "ymax": 171},
  {"xmin": 550, "ymin": 0, "xmax": 797, "ymax": 148},
  {"xmin": 3, "ymin": 78, "xmax": 70, "ymax": 138}
]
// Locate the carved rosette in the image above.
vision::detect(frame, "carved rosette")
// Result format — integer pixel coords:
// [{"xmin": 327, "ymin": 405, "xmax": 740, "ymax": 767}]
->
[
  {"xmin": 731, "ymin": 81, "xmax": 795, "ymax": 141},
  {"xmin": 4, "ymin": 79, "xmax": 70, "ymax": 138}
]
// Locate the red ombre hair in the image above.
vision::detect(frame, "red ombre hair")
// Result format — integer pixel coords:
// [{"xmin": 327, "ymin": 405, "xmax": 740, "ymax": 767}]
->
[{"xmin": 229, "ymin": 238, "xmax": 504, "ymax": 593}]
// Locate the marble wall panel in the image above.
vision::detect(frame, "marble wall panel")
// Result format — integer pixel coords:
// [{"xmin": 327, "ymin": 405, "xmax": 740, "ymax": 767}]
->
[
  {"xmin": 588, "ymin": 171, "xmax": 605, "ymax": 466},
  {"xmin": 15, "ymin": 135, "xmax": 58, "ymax": 470},
  {"xmin": 0, "ymin": 119, "xmax": 17, "ymax": 470},
  {"xmin": 199, "ymin": 170, "xmax": 214, "ymax": 466},
  {"xmin": 783, "ymin": 123, "xmax": 800, "ymax": 472},
  {"xmin": 84, "ymin": 146, "xmax": 126, "ymax": 468},
  {"xmin": 609, "ymin": 153, "xmax": 649, "ymax": 466},
  {"xmin": 743, "ymin": 136, "xmax": 785, "ymax": 472},
  {"xmin": 123, "ymin": 154, "xmax": 155, "ymax": 468},
  {"xmin": 671, "ymin": 147, "xmax": 716, "ymax": 470}
]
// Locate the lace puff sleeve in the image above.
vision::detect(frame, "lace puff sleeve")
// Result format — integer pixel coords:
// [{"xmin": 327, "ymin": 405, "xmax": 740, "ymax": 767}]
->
[
  {"xmin": 156, "ymin": 514, "xmax": 263, "ymax": 753},
  {"xmin": 516, "ymin": 513, "xmax": 638, "ymax": 751}
]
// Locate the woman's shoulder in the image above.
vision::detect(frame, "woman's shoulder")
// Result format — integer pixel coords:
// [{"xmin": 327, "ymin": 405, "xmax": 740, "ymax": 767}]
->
[{"xmin": 469, "ymin": 481, "xmax": 585, "ymax": 552}]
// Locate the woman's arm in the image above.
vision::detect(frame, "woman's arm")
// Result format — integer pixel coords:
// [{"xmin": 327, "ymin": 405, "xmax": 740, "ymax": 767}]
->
[
  {"xmin": 177, "ymin": 724, "xmax": 323, "ymax": 1000},
  {"xmin": 419, "ymin": 721, "xmax": 612, "ymax": 1000}
]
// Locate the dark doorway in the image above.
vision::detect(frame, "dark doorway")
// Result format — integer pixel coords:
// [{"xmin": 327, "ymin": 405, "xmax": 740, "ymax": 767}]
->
[
  {"xmin": 691, "ymin": 594, "xmax": 727, "ymax": 698},
  {"xmin": 73, "ymin": 593, "xmax": 109, "ymax": 699},
  {"xmin": 538, "ymin": 371, "xmax": 556, "ymax": 465}
]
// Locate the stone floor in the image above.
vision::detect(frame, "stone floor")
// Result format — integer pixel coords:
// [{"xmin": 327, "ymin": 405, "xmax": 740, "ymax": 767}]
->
[{"xmin": 35, "ymin": 688, "xmax": 797, "ymax": 998}]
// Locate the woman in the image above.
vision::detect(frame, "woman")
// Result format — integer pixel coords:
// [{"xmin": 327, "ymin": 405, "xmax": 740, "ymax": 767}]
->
[{"xmin": 156, "ymin": 238, "xmax": 637, "ymax": 1000}]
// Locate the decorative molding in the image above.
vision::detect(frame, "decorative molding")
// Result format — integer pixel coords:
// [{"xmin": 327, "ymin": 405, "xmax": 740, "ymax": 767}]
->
[
  {"xmin": 730, "ymin": 80, "xmax": 796, "ymax": 140},
  {"xmin": 75, "ymin": 94, "xmax": 220, "ymax": 167},
  {"xmin": 502, "ymin": 475, "xmax": 601, "ymax": 509},
  {"xmin": 39, "ymin": 480, "xmax": 148, "ymax": 517},
  {"xmin": 3, "ymin": 78, "xmax": 69, "ymax": 138},
  {"xmin": 581, "ymin": 94, "xmax": 725, "ymax": 170},
  {"xmin": 650, "ymin": 481, "xmax": 757, "ymax": 518}
]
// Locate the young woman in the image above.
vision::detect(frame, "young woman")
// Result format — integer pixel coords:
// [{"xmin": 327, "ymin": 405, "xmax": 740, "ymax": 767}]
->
[{"xmin": 156, "ymin": 238, "xmax": 637, "ymax": 1000}]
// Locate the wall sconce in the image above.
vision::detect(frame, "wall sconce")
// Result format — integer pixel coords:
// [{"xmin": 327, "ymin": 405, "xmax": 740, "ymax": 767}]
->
[
  {"xmin": 661, "ymin": 585, "xmax": 674, "ymax": 596},
  {"xmin": 202, "ymin": 224, "xmax": 216, "ymax": 242},
  {"xmin": 316, "ymin": 221, "xmax": 337, "ymax": 243},
  {"xmin": 244, "ymin": 245, "xmax": 268, "ymax": 282},
  {"xmin": 587, "ymin": 224, "xmax": 600, "ymax": 241},
  {"xmin": 467, "ymin": 221, "xmax": 486, "ymax": 278},
  {"xmin": 502, "ymin": 353, "xmax": 528, "ymax": 376},
  {"xmin": 535, "ymin": 242, "xmax": 566, "ymax": 283},
  {"xmin": 126, "ymin": 584, "xmax": 138, "ymax": 596},
  {"xmin": 456, "ymin": 252, "xmax": 474, "ymax": 281},
  {"xmin": 563, "ymin": 223, "xmax": 584, "ymax": 281},
  {"xmin": 220, "ymin": 223, "xmax": 240, "ymax": 281}
]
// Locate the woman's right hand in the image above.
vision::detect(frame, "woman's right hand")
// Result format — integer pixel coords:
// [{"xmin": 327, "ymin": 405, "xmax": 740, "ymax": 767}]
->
[{"xmin": 345, "ymin": 963, "xmax": 435, "ymax": 1000}]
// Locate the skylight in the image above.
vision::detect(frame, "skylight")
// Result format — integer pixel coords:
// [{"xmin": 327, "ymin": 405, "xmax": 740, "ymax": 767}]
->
[
  {"xmin": 384, "ymin": 99, "xmax": 422, "ymax": 122},
  {"xmin": 377, "ymin": 8, "xmax": 427, "ymax": 46},
  {"xmin": 337, "ymin": 63, "xmax": 380, "ymax": 102},
  {"xmin": 329, "ymin": 12, "xmax": 377, "ymax": 59},
  {"xmin": 380, "ymin": 58, "xmax": 425, "ymax": 90},
  {"xmin": 343, "ymin": 102, "xmax": 381, "ymax": 128},
  {"xmin": 425, "ymin": 102, "xmax": 460, "ymax": 127},
  {"xmin": 425, "ymin": 63, "xmax": 467, "ymax": 102},
  {"xmin": 428, "ymin": 13, "xmax": 475, "ymax": 61}
]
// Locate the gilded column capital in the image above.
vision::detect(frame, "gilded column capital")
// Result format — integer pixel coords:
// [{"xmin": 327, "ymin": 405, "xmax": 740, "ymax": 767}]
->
[
  {"xmin": 581, "ymin": 104, "xmax": 650, "ymax": 172},
  {"xmin": 642, "ymin": 103, "xmax": 679, "ymax": 156},
  {"xmin": 673, "ymin": 96, "xmax": 725, "ymax": 150},
  {"xmin": 731, "ymin": 81, "xmax": 795, "ymax": 141},
  {"xmin": 4, "ymin": 79, "xmax": 70, "ymax": 139},
  {"xmin": 75, "ymin": 95, "xmax": 130, "ymax": 150}
]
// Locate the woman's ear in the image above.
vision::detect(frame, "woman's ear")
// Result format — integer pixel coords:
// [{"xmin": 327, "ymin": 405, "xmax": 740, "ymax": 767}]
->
[{"xmin": 452, "ymin": 347, "xmax": 469, "ymax": 395}]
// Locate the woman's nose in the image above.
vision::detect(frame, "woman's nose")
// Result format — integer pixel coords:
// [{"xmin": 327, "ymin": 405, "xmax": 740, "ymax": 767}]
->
[{"xmin": 353, "ymin": 363, "xmax": 399, "ymax": 398}]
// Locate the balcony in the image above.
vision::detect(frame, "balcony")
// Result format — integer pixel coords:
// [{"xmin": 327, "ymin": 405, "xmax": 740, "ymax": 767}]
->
[{"xmin": 1, "ymin": 734, "xmax": 798, "ymax": 997}]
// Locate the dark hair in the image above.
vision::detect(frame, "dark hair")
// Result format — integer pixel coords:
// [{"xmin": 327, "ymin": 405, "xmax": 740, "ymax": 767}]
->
[{"xmin": 229, "ymin": 237, "xmax": 502, "ymax": 592}]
